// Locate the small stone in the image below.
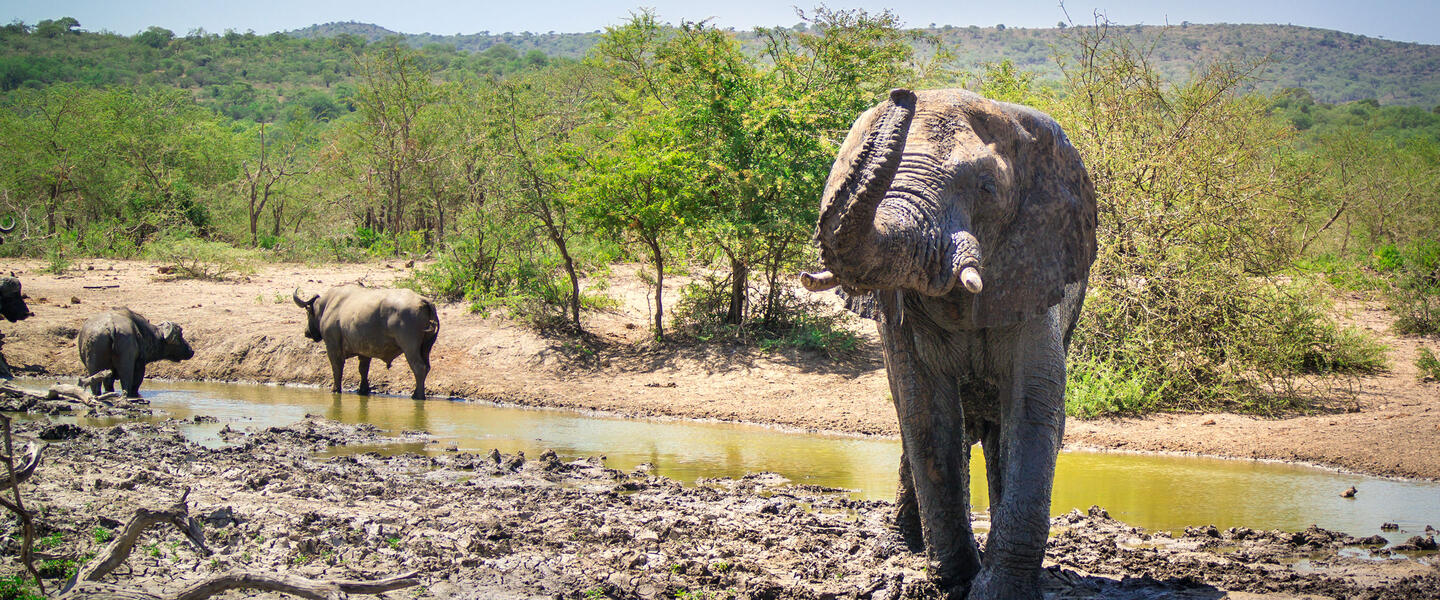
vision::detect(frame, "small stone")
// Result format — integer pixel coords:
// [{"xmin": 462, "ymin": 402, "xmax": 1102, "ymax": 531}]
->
[
  {"xmin": 1341, "ymin": 485, "xmax": 1357, "ymax": 498},
  {"xmin": 70, "ymin": 296, "xmax": 80, "ymax": 304}
]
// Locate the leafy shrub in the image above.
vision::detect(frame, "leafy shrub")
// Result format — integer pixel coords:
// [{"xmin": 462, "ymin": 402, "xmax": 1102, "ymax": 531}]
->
[
  {"xmin": 1382, "ymin": 240, "xmax": 1440, "ymax": 335},
  {"xmin": 673, "ymin": 276, "xmax": 862, "ymax": 360},
  {"xmin": 0, "ymin": 575, "xmax": 44, "ymax": 600},
  {"xmin": 1066, "ymin": 358, "xmax": 1165, "ymax": 417},
  {"xmin": 1416, "ymin": 347, "xmax": 1440, "ymax": 382},
  {"xmin": 144, "ymin": 236, "xmax": 260, "ymax": 280}
]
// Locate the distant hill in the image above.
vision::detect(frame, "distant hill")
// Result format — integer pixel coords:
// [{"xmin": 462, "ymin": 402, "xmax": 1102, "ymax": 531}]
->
[{"xmin": 286, "ymin": 21, "xmax": 1440, "ymax": 106}]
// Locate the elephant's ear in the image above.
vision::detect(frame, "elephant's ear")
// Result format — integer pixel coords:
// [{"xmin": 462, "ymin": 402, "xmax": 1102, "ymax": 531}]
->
[{"xmin": 970, "ymin": 102, "xmax": 1097, "ymax": 327}]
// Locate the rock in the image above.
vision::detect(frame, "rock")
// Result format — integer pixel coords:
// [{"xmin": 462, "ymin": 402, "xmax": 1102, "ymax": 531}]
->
[
  {"xmin": 1381, "ymin": 522, "xmax": 1401, "ymax": 531},
  {"xmin": 70, "ymin": 296, "xmax": 81, "ymax": 304},
  {"xmin": 1350, "ymin": 535, "xmax": 1388, "ymax": 546},
  {"xmin": 1087, "ymin": 505, "xmax": 1110, "ymax": 519},
  {"xmin": 1340, "ymin": 485, "xmax": 1357, "ymax": 498}
]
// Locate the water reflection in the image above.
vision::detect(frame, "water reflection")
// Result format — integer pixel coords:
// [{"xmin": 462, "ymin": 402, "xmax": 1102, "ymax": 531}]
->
[{"xmin": 9, "ymin": 378, "xmax": 1439, "ymax": 540}]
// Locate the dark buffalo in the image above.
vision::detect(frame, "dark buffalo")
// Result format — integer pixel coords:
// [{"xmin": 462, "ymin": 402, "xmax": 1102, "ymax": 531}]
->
[
  {"xmin": 1, "ymin": 276, "xmax": 30, "ymax": 322},
  {"xmin": 77, "ymin": 308, "xmax": 195, "ymax": 397},
  {"xmin": 293, "ymin": 286, "xmax": 439, "ymax": 400}
]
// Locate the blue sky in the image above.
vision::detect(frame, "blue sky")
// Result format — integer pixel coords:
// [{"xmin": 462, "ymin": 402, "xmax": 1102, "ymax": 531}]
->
[{"xmin": 2, "ymin": 1, "xmax": 1437, "ymax": 45}]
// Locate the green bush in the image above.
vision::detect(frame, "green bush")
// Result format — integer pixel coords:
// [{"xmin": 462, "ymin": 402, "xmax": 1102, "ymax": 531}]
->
[
  {"xmin": 0, "ymin": 575, "xmax": 44, "ymax": 600},
  {"xmin": 1066, "ymin": 358, "xmax": 1165, "ymax": 417},
  {"xmin": 1416, "ymin": 347, "xmax": 1440, "ymax": 382},
  {"xmin": 1383, "ymin": 240, "xmax": 1440, "ymax": 335},
  {"xmin": 144, "ymin": 236, "xmax": 260, "ymax": 280},
  {"xmin": 673, "ymin": 277, "xmax": 862, "ymax": 360}
]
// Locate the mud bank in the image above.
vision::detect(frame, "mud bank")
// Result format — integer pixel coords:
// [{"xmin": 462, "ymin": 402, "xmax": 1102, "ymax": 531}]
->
[{"xmin": 1, "ymin": 414, "xmax": 1436, "ymax": 600}]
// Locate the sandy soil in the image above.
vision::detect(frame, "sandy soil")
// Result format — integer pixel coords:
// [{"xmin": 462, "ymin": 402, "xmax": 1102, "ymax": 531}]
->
[
  {"xmin": 2, "ymin": 258, "xmax": 1438, "ymax": 481},
  {"xmin": 0, "ymin": 416, "xmax": 1435, "ymax": 599}
]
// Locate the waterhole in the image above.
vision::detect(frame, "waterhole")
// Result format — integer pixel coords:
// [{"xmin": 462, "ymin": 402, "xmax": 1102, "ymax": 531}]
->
[{"xmin": 14, "ymin": 378, "xmax": 1440, "ymax": 542}]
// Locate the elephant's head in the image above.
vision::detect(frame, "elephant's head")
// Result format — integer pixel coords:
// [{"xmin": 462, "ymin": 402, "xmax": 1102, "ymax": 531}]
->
[{"xmin": 802, "ymin": 88, "xmax": 1097, "ymax": 328}]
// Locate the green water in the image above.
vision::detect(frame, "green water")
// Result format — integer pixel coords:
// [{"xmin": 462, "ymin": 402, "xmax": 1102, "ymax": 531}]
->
[{"xmin": 12, "ymin": 378, "xmax": 1440, "ymax": 540}]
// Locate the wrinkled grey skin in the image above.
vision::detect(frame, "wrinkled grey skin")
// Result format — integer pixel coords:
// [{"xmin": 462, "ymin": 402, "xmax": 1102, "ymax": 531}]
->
[
  {"xmin": 801, "ymin": 89, "xmax": 1097, "ymax": 600},
  {"xmin": 1, "ymin": 276, "xmax": 30, "ymax": 323},
  {"xmin": 293, "ymin": 285, "xmax": 439, "ymax": 400},
  {"xmin": 78, "ymin": 308, "xmax": 195, "ymax": 397}
]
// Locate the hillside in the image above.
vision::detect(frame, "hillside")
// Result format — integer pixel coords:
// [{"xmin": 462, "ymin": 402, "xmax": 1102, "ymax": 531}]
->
[
  {"xmin": 3, "ymin": 18, "xmax": 1437, "ymax": 107},
  {"xmin": 288, "ymin": 21, "xmax": 1440, "ymax": 106}
]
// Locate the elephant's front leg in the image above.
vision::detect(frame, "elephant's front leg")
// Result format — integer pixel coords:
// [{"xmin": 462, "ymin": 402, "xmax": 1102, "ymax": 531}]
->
[
  {"xmin": 968, "ymin": 319, "xmax": 1067, "ymax": 600},
  {"xmin": 881, "ymin": 318, "xmax": 981, "ymax": 590}
]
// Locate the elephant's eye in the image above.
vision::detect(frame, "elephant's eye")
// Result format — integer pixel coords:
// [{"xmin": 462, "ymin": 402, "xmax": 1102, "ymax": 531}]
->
[{"xmin": 980, "ymin": 180, "xmax": 997, "ymax": 194}]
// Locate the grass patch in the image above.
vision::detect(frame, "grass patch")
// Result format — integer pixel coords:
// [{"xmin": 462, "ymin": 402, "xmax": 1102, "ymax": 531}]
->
[
  {"xmin": 0, "ymin": 575, "xmax": 44, "ymax": 600},
  {"xmin": 144, "ymin": 236, "xmax": 260, "ymax": 280},
  {"xmin": 1417, "ymin": 347, "xmax": 1440, "ymax": 382}
]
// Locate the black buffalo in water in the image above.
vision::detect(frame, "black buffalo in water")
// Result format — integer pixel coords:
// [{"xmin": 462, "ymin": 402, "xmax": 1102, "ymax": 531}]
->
[
  {"xmin": 1, "ymin": 276, "xmax": 30, "ymax": 323},
  {"xmin": 1, "ymin": 276, "xmax": 32, "ymax": 379},
  {"xmin": 293, "ymin": 285, "xmax": 439, "ymax": 400},
  {"xmin": 77, "ymin": 308, "xmax": 195, "ymax": 397}
]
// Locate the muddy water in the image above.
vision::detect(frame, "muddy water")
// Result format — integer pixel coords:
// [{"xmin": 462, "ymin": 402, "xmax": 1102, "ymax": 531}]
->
[{"xmin": 17, "ymin": 378, "xmax": 1440, "ymax": 541}]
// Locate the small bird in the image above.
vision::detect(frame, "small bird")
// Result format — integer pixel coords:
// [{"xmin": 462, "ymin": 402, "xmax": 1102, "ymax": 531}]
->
[{"xmin": 1341, "ymin": 485, "xmax": 1357, "ymax": 498}]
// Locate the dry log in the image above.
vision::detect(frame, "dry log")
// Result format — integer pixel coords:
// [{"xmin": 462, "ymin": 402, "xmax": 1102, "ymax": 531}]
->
[
  {"xmin": 59, "ymin": 488, "xmax": 419, "ymax": 600},
  {"xmin": 0, "ymin": 441, "xmax": 43, "ymax": 488},
  {"xmin": 64, "ymin": 571, "xmax": 421, "ymax": 600},
  {"xmin": 0, "ymin": 371, "xmax": 123, "ymax": 408}
]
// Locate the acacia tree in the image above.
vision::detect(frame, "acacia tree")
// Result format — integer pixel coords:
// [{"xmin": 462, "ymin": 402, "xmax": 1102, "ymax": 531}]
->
[
  {"xmin": 0, "ymin": 84, "xmax": 100, "ymax": 237},
  {"xmin": 237, "ymin": 119, "xmax": 315, "ymax": 246},
  {"xmin": 349, "ymin": 41, "xmax": 440, "ymax": 241},
  {"xmin": 484, "ymin": 62, "xmax": 607, "ymax": 327},
  {"xmin": 576, "ymin": 114, "xmax": 699, "ymax": 341}
]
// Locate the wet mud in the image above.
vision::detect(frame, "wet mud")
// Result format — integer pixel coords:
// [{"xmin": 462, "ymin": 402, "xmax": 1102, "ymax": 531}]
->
[{"xmin": 0, "ymin": 411, "xmax": 1436, "ymax": 600}]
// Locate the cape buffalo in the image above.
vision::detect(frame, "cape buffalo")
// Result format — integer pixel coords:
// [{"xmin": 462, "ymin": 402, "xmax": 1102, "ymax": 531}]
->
[
  {"xmin": 293, "ymin": 286, "xmax": 439, "ymax": 400},
  {"xmin": 78, "ymin": 308, "xmax": 195, "ymax": 397},
  {"xmin": 1, "ymin": 276, "xmax": 30, "ymax": 323}
]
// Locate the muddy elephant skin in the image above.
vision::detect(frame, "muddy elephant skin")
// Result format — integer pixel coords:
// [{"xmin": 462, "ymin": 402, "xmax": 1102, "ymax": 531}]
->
[
  {"xmin": 293, "ymin": 285, "xmax": 439, "ymax": 400},
  {"xmin": 77, "ymin": 308, "xmax": 195, "ymax": 397},
  {"xmin": 802, "ymin": 89, "xmax": 1097, "ymax": 599}
]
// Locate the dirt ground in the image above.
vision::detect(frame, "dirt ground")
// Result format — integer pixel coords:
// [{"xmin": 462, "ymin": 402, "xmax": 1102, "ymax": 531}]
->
[
  {"xmin": 0, "ymin": 416, "xmax": 1435, "ymax": 600},
  {"xmin": 2, "ymin": 258, "xmax": 1439, "ymax": 481}
]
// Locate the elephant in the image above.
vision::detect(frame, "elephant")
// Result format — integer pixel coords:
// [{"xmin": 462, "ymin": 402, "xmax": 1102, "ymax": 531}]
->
[
  {"xmin": 800, "ymin": 88, "xmax": 1097, "ymax": 599},
  {"xmin": 293, "ymin": 285, "xmax": 439, "ymax": 400},
  {"xmin": 78, "ymin": 308, "xmax": 195, "ymax": 397}
]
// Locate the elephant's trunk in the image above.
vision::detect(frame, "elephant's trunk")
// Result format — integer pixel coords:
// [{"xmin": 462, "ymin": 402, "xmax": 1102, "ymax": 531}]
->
[{"xmin": 805, "ymin": 88, "xmax": 985, "ymax": 297}]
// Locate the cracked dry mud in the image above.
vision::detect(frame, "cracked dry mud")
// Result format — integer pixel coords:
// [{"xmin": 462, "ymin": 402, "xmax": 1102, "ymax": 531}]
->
[{"xmin": 1, "ymin": 417, "xmax": 1435, "ymax": 600}]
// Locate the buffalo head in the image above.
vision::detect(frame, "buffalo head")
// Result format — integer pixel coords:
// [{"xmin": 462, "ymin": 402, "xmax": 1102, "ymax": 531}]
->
[
  {"xmin": 1, "ymin": 276, "xmax": 31, "ymax": 322},
  {"xmin": 293, "ymin": 288, "xmax": 322, "ymax": 342},
  {"xmin": 155, "ymin": 321, "xmax": 195, "ymax": 361}
]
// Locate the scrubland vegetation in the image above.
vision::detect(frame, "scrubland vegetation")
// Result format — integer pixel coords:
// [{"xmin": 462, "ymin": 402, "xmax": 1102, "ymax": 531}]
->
[{"xmin": 1, "ymin": 10, "xmax": 1436, "ymax": 416}]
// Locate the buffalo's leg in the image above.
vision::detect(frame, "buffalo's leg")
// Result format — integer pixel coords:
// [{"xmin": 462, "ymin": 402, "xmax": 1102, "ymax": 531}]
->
[
  {"xmin": 126, "ymin": 362, "xmax": 146, "ymax": 397},
  {"xmin": 356, "ymin": 356, "xmax": 372, "ymax": 395},
  {"xmin": 84, "ymin": 356, "xmax": 110, "ymax": 396},
  {"xmin": 967, "ymin": 316, "xmax": 1066, "ymax": 600},
  {"xmin": 403, "ymin": 346, "xmax": 428, "ymax": 400},
  {"xmin": 325, "ymin": 342, "xmax": 345, "ymax": 394},
  {"xmin": 114, "ymin": 347, "xmax": 141, "ymax": 398},
  {"xmin": 879, "ymin": 294, "xmax": 981, "ymax": 592}
]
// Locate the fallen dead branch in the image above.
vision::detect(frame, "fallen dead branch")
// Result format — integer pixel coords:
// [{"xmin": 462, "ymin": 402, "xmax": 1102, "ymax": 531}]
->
[
  {"xmin": 0, "ymin": 370, "xmax": 124, "ymax": 408},
  {"xmin": 57, "ymin": 488, "xmax": 419, "ymax": 600},
  {"xmin": 1, "ymin": 414, "xmax": 43, "ymax": 594}
]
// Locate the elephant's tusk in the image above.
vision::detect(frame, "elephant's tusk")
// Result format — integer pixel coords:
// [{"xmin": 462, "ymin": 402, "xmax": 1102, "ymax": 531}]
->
[
  {"xmin": 959, "ymin": 267, "xmax": 983, "ymax": 294},
  {"xmin": 800, "ymin": 271, "xmax": 841, "ymax": 292}
]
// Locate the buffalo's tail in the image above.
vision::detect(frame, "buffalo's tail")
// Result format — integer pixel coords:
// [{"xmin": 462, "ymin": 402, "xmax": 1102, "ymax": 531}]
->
[{"xmin": 420, "ymin": 299, "xmax": 440, "ymax": 359}]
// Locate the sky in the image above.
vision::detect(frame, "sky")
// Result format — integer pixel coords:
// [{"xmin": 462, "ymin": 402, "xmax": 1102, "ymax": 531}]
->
[{"xmin": 2, "ymin": 1, "xmax": 1437, "ymax": 45}]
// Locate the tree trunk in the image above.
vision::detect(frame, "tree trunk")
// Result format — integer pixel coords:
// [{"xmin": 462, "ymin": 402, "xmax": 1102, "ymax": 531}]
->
[
  {"xmin": 557, "ymin": 237, "xmax": 581, "ymax": 328},
  {"xmin": 726, "ymin": 254, "xmax": 748, "ymax": 325},
  {"xmin": 647, "ymin": 236, "xmax": 665, "ymax": 341}
]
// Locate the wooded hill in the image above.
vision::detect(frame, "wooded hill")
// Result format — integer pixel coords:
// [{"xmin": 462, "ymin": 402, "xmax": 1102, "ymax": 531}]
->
[
  {"xmin": 287, "ymin": 20, "xmax": 1440, "ymax": 106},
  {"xmin": 6, "ymin": 17, "xmax": 1439, "ymax": 108}
]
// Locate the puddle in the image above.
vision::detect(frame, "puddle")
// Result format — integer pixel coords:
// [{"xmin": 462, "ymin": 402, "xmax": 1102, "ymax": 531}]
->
[{"xmin": 9, "ymin": 377, "xmax": 1440, "ymax": 543}]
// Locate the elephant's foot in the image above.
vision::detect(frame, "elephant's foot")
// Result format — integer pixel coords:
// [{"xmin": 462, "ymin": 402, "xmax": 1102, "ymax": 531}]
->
[
  {"xmin": 357, "ymin": 385, "xmax": 371, "ymax": 396},
  {"xmin": 964, "ymin": 567, "xmax": 1041, "ymax": 600},
  {"xmin": 892, "ymin": 496, "xmax": 924, "ymax": 552},
  {"xmin": 410, "ymin": 391, "xmax": 425, "ymax": 400}
]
